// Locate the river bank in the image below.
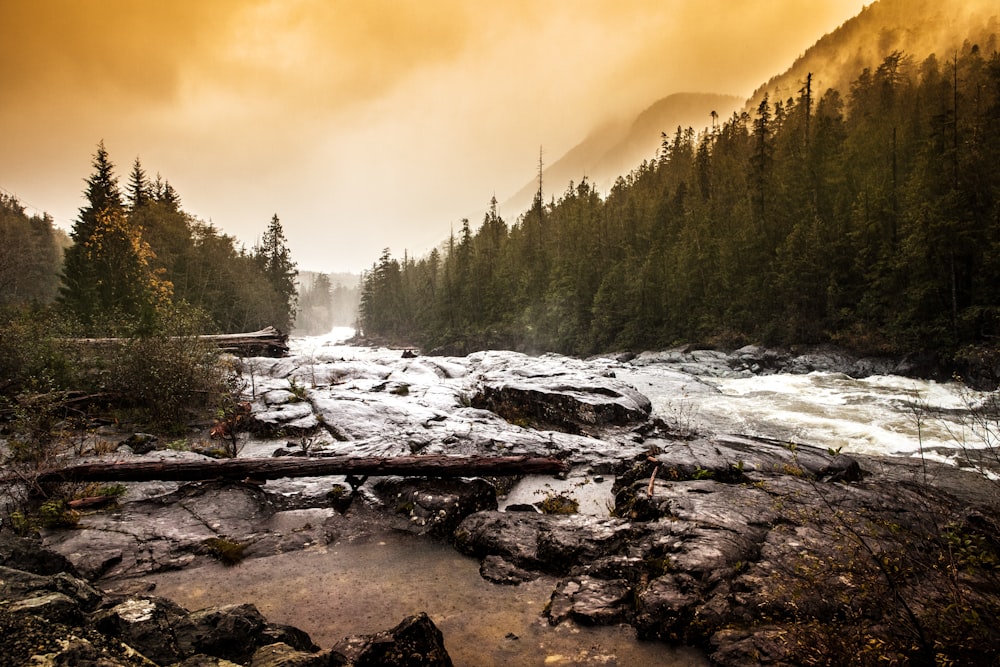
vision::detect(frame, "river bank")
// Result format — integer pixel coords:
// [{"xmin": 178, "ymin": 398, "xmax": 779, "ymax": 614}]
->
[{"xmin": 7, "ymin": 333, "xmax": 1000, "ymax": 665}]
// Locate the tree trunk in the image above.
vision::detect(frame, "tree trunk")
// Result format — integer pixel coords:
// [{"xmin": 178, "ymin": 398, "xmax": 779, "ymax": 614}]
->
[
  {"xmin": 31, "ymin": 454, "xmax": 568, "ymax": 484},
  {"xmin": 65, "ymin": 326, "xmax": 289, "ymax": 357}
]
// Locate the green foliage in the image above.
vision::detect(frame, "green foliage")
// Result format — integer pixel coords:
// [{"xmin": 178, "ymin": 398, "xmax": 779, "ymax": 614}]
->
[
  {"xmin": 538, "ymin": 492, "xmax": 580, "ymax": 515},
  {"xmin": 37, "ymin": 499, "xmax": 80, "ymax": 530},
  {"xmin": 360, "ymin": 44, "xmax": 1000, "ymax": 361},
  {"xmin": 56, "ymin": 143, "xmax": 299, "ymax": 335},
  {"xmin": 692, "ymin": 466, "xmax": 714, "ymax": 480},
  {"xmin": 252, "ymin": 214, "xmax": 298, "ymax": 332},
  {"xmin": 287, "ymin": 376, "xmax": 308, "ymax": 402},
  {"xmin": 82, "ymin": 483, "xmax": 127, "ymax": 500},
  {"xmin": 0, "ymin": 307, "xmax": 79, "ymax": 397},
  {"xmin": 0, "ymin": 194, "xmax": 64, "ymax": 306},
  {"xmin": 104, "ymin": 321, "xmax": 229, "ymax": 432},
  {"xmin": 203, "ymin": 537, "xmax": 246, "ymax": 566},
  {"xmin": 6, "ymin": 389, "xmax": 66, "ymax": 466}
]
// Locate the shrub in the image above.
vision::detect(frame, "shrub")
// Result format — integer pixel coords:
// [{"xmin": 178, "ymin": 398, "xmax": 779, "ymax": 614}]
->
[
  {"xmin": 538, "ymin": 492, "xmax": 579, "ymax": 514},
  {"xmin": 203, "ymin": 537, "xmax": 246, "ymax": 566}
]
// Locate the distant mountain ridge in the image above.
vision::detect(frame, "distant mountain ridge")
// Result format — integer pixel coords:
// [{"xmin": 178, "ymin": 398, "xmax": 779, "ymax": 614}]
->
[
  {"xmin": 500, "ymin": 0, "xmax": 999, "ymax": 226},
  {"xmin": 499, "ymin": 92, "xmax": 742, "ymax": 222}
]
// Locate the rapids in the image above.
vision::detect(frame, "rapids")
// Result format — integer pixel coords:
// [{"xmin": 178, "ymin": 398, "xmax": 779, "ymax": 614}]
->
[{"xmin": 142, "ymin": 329, "xmax": 993, "ymax": 665}]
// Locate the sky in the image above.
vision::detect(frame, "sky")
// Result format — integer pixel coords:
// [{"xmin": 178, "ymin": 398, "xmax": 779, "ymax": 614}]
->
[{"xmin": 0, "ymin": 0, "xmax": 870, "ymax": 275}]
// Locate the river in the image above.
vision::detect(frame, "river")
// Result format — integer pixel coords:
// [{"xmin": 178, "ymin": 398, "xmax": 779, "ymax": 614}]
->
[{"xmin": 146, "ymin": 329, "xmax": 995, "ymax": 665}]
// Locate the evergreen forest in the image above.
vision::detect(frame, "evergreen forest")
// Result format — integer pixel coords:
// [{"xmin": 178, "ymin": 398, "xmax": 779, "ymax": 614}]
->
[
  {"xmin": 359, "ymin": 46, "xmax": 1000, "ymax": 363},
  {"xmin": 3, "ymin": 142, "xmax": 299, "ymax": 336}
]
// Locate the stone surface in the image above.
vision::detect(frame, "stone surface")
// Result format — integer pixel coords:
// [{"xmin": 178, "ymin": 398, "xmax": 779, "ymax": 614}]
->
[
  {"xmin": 456, "ymin": 435, "xmax": 1000, "ymax": 665},
  {"xmin": 15, "ymin": 339, "xmax": 1000, "ymax": 666},
  {"xmin": 0, "ymin": 535, "xmax": 456, "ymax": 666},
  {"xmin": 332, "ymin": 612, "xmax": 453, "ymax": 667}
]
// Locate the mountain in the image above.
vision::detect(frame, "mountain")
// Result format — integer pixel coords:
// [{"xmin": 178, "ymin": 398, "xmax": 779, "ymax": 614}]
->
[
  {"xmin": 499, "ymin": 92, "xmax": 742, "ymax": 222},
  {"xmin": 500, "ymin": 0, "xmax": 999, "ymax": 226},
  {"xmin": 746, "ymin": 0, "xmax": 999, "ymax": 111}
]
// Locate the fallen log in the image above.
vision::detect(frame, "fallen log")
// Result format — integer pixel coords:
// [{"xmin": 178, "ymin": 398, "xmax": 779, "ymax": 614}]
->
[
  {"xmin": 63, "ymin": 326, "xmax": 289, "ymax": 358},
  {"xmin": 196, "ymin": 326, "xmax": 289, "ymax": 357},
  {"xmin": 30, "ymin": 454, "xmax": 568, "ymax": 485}
]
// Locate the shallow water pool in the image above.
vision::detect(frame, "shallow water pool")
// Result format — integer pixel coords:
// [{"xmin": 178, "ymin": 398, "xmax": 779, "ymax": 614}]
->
[{"xmin": 145, "ymin": 530, "xmax": 706, "ymax": 667}]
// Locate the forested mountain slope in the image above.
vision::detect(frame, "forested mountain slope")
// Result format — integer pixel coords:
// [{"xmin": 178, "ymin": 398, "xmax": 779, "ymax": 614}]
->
[
  {"xmin": 360, "ymin": 2, "xmax": 1000, "ymax": 366},
  {"xmin": 748, "ymin": 0, "xmax": 999, "ymax": 110},
  {"xmin": 500, "ymin": 93, "xmax": 742, "ymax": 220}
]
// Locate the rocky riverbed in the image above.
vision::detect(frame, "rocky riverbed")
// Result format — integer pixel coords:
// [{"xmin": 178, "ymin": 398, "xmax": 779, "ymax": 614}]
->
[{"xmin": 5, "ymin": 337, "xmax": 1000, "ymax": 665}]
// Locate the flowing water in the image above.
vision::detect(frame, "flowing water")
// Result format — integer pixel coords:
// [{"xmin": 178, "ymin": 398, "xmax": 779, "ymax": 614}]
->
[
  {"xmin": 618, "ymin": 364, "xmax": 992, "ymax": 469},
  {"xmin": 145, "ymin": 330, "xmax": 994, "ymax": 664}
]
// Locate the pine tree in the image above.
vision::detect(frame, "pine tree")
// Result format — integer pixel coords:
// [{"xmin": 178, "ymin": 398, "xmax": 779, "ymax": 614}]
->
[
  {"xmin": 253, "ymin": 214, "xmax": 298, "ymax": 331},
  {"xmin": 127, "ymin": 157, "xmax": 152, "ymax": 211},
  {"xmin": 60, "ymin": 141, "xmax": 127, "ymax": 326}
]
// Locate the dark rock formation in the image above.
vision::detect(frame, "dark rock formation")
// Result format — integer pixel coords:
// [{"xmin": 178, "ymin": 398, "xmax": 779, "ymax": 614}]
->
[
  {"xmin": 472, "ymin": 381, "xmax": 651, "ymax": 433},
  {"xmin": 332, "ymin": 612, "xmax": 453, "ymax": 667},
  {"xmin": 455, "ymin": 436, "xmax": 1000, "ymax": 666},
  {"xmin": 0, "ymin": 533, "xmax": 455, "ymax": 666},
  {"xmin": 373, "ymin": 477, "xmax": 498, "ymax": 537}
]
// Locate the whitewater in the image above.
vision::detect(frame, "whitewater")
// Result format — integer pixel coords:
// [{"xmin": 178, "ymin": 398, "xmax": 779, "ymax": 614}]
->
[{"xmin": 298, "ymin": 327, "xmax": 994, "ymax": 472}]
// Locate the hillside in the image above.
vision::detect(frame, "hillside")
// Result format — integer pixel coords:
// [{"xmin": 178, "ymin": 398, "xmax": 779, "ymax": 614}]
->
[
  {"xmin": 500, "ymin": 0, "xmax": 1000, "ymax": 228},
  {"xmin": 747, "ymin": 0, "xmax": 999, "ymax": 111},
  {"xmin": 499, "ymin": 92, "xmax": 741, "ymax": 221}
]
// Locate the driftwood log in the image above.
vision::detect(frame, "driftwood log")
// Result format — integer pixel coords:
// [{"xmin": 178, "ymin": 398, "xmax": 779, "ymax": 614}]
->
[
  {"xmin": 65, "ymin": 327, "xmax": 289, "ymax": 358},
  {"xmin": 31, "ymin": 455, "xmax": 568, "ymax": 485}
]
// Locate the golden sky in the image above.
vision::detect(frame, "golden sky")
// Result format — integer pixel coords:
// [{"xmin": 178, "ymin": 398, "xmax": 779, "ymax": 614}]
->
[{"xmin": 0, "ymin": 0, "xmax": 869, "ymax": 273}]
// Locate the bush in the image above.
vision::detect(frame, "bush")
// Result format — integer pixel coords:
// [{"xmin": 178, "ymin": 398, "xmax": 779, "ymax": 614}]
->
[
  {"xmin": 98, "ymin": 304, "xmax": 238, "ymax": 432},
  {"xmin": 0, "ymin": 307, "xmax": 79, "ymax": 397}
]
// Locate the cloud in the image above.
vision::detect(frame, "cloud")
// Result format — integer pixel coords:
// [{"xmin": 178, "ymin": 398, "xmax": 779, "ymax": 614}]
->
[{"xmin": 0, "ymin": 0, "xmax": 871, "ymax": 272}]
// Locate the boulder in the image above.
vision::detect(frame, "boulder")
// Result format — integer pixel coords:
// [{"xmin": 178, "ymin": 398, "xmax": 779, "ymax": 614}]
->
[
  {"xmin": 332, "ymin": 612, "xmax": 453, "ymax": 667},
  {"xmin": 471, "ymin": 380, "xmax": 651, "ymax": 433},
  {"xmin": 373, "ymin": 477, "xmax": 498, "ymax": 537},
  {"xmin": 545, "ymin": 576, "xmax": 633, "ymax": 626},
  {"xmin": 93, "ymin": 595, "xmax": 189, "ymax": 664},
  {"xmin": 478, "ymin": 554, "xmax": 538, "ymax": 585},
  {"xmin": 173, "ymin": 603, "xmax": 269, "ymax": 664},
  {"xmin": 250, "ymin": 642, "xmax": 343, "ymax": 666}
]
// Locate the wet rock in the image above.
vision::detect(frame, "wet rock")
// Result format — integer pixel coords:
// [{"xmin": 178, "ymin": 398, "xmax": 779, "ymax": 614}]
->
[
  {"xmin": 374, "ymin": 477, "xmax": 498, "ymax": 537},
  {"xmin": 332, "ymin": 612, "xmax": 453, "ymax": 667},
  {"xmin": 258, "ymin": 623, "xmax": 321, "ymax": 653},
  {"xmin": 471, "ymin": 377, "xmax": 651, "ymax": 433},
  {"xmin": 633, "ymin": 573, "xmax": 702, "ymax": 641},
  {"xmin": 173, "ymin": 603, "xmax": 269, "ymax": 664},
  {"xmin": 453, "ymin": 511, "xmax": 642, "ymax": 574},
  {"xmin": 0, "ymin": 533, "xmax": 79, "ymax": 576},
  {"xmin": 545, "ymin": 576, "xmax": 633, "ymax": 626},
  {"xmin": 0, "ymin": 565, "xmax": 103, "ymax": 611},
  {"xmin": 6, "ymin": 590, "xmax": 84, "ymax": 625},
  {"xmin": 455, "ymin": 434, "xmax": 1000, "ymax": 665},
  {"xmin": 250, "ymin": 643, "xmax": 337, "ymax": 667},
  {"xmin": 44, "ymin": 482, "xmax": 326, "ymax": 579},
  {"xmin": 478, "ymin": 554, "xmax": 539, "ymax": 585},
  {"xmin": 93, "ymin": 595, "xmax": 188, "ymax": 664},
  {"xmin": 121, "ymin": 432, "xmax": 159, "ymax": 454}
]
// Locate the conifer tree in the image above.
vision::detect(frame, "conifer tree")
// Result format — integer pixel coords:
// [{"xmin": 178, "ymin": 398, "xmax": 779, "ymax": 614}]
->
[
  {"xmin": 127, "ymin": 157, "xmax": 152, "ymax": 211},
  {"xmin": 253, "ymin": 214, "xmax": 298, "ymax": 331},
  {"xmin": 60, "ymin": 141, "xmax": 127, "ymax": 326}
]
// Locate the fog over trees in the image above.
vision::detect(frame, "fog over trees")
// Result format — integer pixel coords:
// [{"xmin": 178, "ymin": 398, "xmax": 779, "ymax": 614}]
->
[{"xmin": 360, "ymin": 45, "xmax": 1000, "ymax": 361}]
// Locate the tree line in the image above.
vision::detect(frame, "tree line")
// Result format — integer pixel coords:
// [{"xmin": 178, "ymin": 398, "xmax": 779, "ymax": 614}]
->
[
  {"xmin": 360, "ymin": 44, "xmax": 1000, "ymax": 362},
  {"xmin": 3, "ymin": 142, "xmax": 299, "ymax": 336}
]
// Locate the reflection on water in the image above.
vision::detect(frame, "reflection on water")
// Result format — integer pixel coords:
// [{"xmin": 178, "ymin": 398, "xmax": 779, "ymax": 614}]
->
[{"xmin": 146, "ymin": 531, "xmax": 706, "ymax": 667}]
